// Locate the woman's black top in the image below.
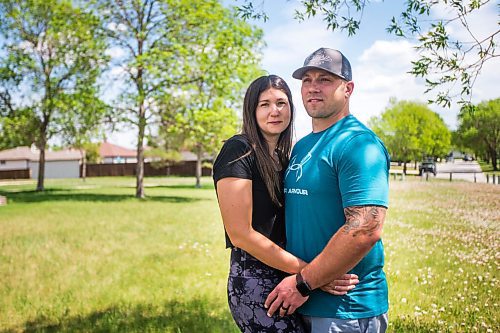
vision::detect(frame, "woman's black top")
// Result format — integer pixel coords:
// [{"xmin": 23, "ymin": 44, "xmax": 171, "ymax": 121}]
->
[{"xmin": 213, "ymin": 134, "xmax": 285, "ymax": 248}]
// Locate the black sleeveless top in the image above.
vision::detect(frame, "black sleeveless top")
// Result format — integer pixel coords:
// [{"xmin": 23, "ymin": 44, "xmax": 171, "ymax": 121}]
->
[{"xmin": 213, "ymin": 135, "xmax": 285, "ymax": 248}]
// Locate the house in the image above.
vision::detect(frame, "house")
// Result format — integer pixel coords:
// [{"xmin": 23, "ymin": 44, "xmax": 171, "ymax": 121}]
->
[
  {"xmin": 99, "ymin": 141, "xmax": 137, "ymax": 164},
  {"xmin": 0, "ymin": 146, "xmax": 83, "ymax": 179}
]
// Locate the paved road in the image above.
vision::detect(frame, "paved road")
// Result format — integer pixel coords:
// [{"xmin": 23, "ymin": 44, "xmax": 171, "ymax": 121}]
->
[{"xmin": 432, "ymin": 160, "xmax": 488, "ymax": 183}]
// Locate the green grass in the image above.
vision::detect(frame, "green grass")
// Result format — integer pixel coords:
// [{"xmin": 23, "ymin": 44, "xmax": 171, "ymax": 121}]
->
[
  {"xmin": 478, "ymin": 160, "xmax": 500, "ymax": 175},
  {"xmin": 0, "ymin": 177, "xmax": 499, "ymax": 332}
]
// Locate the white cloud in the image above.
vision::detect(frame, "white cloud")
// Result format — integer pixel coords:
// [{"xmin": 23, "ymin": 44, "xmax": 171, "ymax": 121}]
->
[
  {"xmin": 468, "ymin": 56, "xmax": 500, "ymax": 104},
  {"xmin": 109, "ymin": 65, "xmax": 126, "ymax": 77},
  {"xmin": 351, "ymin": 39, "xmax": 483, "ymax": 130},
  {"xmin": 105, "ymin": 46, "xmax": 125, "ymax": 59},
  {"xmin": 262, "ymin": 20, "xmax": 345, "ymax": 79},
  {"xmin": 352, "ymin": 40, "xmax": 425, "ymax": 123}
]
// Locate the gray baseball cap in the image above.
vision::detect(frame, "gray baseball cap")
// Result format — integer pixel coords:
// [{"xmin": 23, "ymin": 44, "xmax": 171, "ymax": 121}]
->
[{"xmin": 292, "ymin": 48, "xmax": 352, "ymax": 81}]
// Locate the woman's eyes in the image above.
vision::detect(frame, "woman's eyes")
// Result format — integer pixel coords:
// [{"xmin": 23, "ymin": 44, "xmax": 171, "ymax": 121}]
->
[{"xmin": 259, "ymin": 101, "xmax": 287, "ymax": 108}]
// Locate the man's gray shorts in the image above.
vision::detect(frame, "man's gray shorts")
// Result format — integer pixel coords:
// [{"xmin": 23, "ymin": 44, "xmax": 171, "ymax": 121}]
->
[{"xmin": 302, "ymin": 313, "xmax": 388, "ymax": 333}]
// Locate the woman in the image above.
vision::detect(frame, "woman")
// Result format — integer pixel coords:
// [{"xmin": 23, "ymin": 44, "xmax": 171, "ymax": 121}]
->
[{"xmin": 213, "ymin": 75, "xmax": 357, "ymax": 332}]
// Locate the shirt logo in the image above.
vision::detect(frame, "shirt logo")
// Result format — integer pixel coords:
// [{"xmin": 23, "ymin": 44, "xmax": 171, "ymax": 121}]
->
[{"xmin": 286, "ymin": 153, "xmax": 311, "ymax": 182}]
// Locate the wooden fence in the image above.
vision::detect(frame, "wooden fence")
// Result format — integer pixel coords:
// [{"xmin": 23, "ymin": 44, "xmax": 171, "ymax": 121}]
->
[
  {"xmin": 83, "ymin": 161, "xmax": 211, "ymax": 178},
  {"xmin": 0, "ymin": 169, "xmax": 30, "ymax": 179}
]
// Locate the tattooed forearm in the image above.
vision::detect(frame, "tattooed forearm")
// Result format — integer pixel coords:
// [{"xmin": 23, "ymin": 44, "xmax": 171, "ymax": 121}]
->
[{"xmin": 342, "ymin": 206, "xmax": 386, "ymax": 237}]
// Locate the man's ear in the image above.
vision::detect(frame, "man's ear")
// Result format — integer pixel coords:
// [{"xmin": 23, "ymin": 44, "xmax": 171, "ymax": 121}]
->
[{"xmin": 345, "ymin": 81, "xmax": 354, "ymax": 97}]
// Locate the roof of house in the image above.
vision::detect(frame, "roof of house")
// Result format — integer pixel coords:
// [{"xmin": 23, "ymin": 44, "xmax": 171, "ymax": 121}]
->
[
  {"xmin": 179, "ymin": 150, "xmax": 214, "ymax": 162},
  {"xmin": 99, "ymin": 141, "xmax": 136, "ymax": 158},
  {"xmin": 0, "ymin": 146, "xmax": 83, "ymax": 162},
  {"xmin": 180, "ymin": 151, "xmax": 197, "ymax": 162}
]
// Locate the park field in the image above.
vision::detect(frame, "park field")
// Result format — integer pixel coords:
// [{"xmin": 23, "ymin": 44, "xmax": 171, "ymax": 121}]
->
[{"xmin": 0, "ymin": 177, "xmax": 498, "ymax": 332}]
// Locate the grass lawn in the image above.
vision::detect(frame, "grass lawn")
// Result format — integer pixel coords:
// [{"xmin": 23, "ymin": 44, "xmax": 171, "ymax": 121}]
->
[
  {"xmin": 0, "ymin": 177, "xmax": 498, "ymax": 332},
  {"xmin": 478, "ymin": 160, "xmax": 500, "ymax": 176}
]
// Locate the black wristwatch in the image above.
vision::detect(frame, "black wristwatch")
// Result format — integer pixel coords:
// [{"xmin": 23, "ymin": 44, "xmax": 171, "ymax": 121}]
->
[{"xmin": 296, "ymin": 271, "xmax": 313, "ymax": 297}]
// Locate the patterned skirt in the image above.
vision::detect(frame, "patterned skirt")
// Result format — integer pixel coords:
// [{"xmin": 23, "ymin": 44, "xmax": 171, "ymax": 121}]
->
[{"xmin": 227, "ymin": 247, "xmax": 307, "ymax": 333}]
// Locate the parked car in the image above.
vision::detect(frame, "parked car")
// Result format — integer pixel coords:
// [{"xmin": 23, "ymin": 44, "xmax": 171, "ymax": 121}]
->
[
  {"xmin": 419, "ymin": 160, "xmax": 437, "ymax": 176},
  {"xmin": 463, "ymin": 154, "xmax": 474, "ymax": 161}
]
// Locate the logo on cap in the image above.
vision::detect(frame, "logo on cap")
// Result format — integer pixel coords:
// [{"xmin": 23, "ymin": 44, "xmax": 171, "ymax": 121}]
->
[{"xmin": 305, "ymin": 50, "xmax": 333, "ymax": 67}]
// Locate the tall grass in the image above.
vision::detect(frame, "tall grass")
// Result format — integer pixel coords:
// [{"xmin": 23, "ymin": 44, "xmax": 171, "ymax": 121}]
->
[
  {"xmin": 0, "ymin": 177, "xmax": 498, "ymax": 332},
  {"xmin": 386, "ymin": 180, "xmax": 499, "ymax": 332}
]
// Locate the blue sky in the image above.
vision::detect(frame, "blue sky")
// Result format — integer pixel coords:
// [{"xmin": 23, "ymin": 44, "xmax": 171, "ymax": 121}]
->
[{"xmin": 107, "ymin": 0, "xmax": 499, "ymax": 147}]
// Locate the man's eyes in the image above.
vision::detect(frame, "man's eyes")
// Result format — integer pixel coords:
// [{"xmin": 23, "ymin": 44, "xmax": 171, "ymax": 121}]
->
[{"xmin": 302, "ymin": 77, "xmax": 331, "ymax": 83}]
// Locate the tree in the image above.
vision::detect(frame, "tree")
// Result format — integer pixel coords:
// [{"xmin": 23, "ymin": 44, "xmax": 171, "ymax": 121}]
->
[
  {"xmin": 369, "ymin": 99, "xmax": 451, "ymax": 174},
  {"xmin": 58, "ymin": 90, "xmax": 110, "ymax": 181},
  {"xmin": 0, "ymin": 0, "xmax": 108, "ymax": 191},
  {"xmin": 163, "ymin": 5, "xmax": 263, "ymax": 187},
  {"xmin": 170, "ymin": 100, "xmax": 240, "ymax": 187},
  {"xmin": 82, "ymin": 142, "xmax": 101, "ymax": 164},
  {"xmin": 96, "ymin": 0, "xmax": 262, "ymax": 196},
  {"xmin": 236, "ymin": 0, "xmax": 498, "ymax": 109},
  {"xmin": 0, "ymin": 108, "xmax": 38, "ymax": 150},
  {"xmin": 456, "ymin": 98, "xmax": 499, "ymax": 170}
]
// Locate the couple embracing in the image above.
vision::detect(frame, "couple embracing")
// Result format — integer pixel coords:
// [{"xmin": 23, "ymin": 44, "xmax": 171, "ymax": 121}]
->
[{"xmin": 213, "ymin": 48, "xmax": 390, "ymax": 333}]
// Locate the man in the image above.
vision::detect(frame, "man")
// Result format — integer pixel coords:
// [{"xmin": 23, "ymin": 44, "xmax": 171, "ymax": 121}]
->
[{"xmin": 265, "ymin": 48, "xmax": 390, "ymax": 332}]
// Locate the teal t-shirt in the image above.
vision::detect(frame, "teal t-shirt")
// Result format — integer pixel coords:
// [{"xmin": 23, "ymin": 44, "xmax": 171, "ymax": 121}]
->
[{"xmin": 285, "ymin": 115, "xmax": 390, "ymax": 319}]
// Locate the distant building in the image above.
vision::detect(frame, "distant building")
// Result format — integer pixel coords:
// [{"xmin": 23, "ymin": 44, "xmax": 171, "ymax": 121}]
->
[
  {"xmin": 0, "ymin": 146, "xmax": 83, "ymax": 179},
  {"xmin": 99, "ymin": 141, "xmax": 137, "ymax": 164}
]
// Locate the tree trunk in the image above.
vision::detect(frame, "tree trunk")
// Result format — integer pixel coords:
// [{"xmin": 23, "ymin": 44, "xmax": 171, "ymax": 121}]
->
[
  {"xmin": 80, "ymin": 148, "xmax": 86, "ymax": 182},
  {"xmin": 490, "ymin": 148, "xmax": 498, "ymax": 171},
  {"xmin": 136, "ymin": 116, "xmax": 145, "ymax": 198},
  {"xmin": 484, "ymin": 139, "xmax": 498, "ymax": 171},
  {"xmin": 36, "ymin": 144, "xmax": 46, "ymax": 192},
  {"xmin": 403, "ymin": 161, "xmax": 407, "ymax": 175},
  {"xmin": 135, "ymin": 51, "xmax": 146, "ymax": 199},
  {"xmin": 195, "ymin": 145, "xmax": 202, "ymax": 188}
]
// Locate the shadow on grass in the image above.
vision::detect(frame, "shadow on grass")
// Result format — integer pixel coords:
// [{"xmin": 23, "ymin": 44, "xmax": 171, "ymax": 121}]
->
[
  {"xmin": 2, "ymin": 304, "xmax": 464, "ymax": 333},
  {"xmin": 0, "ymin": 188, "xmax": 203, "ymax": 204},
  {"xmin": 3, "ymin": 299, "xmax": 237, "ymax": 333}
]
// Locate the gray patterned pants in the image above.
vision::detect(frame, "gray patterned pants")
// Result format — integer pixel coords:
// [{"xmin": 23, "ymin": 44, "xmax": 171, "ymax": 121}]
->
[{"xmin": 228, "ymin": 247, "xmax": 307, "ymax": 333}]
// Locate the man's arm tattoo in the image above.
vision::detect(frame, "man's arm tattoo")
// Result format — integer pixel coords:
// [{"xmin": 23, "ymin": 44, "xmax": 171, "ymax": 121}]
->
[{"xmin": 342, "ymin": 206, "xmax": 386, "ymax": 237}]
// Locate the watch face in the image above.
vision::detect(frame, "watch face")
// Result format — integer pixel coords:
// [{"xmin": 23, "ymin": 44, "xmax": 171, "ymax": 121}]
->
[
  {"xmin": 296, "ymin": 272, "xmax": 312, "ymax": 297},
  {"xmin": 296, "ymin": 280, "xmax": 312, "ymax": 297}
]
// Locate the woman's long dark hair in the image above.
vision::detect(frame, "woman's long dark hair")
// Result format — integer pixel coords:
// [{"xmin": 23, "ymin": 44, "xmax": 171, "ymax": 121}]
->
[{"xmin": 242, "ymin": 75, "xmax": 295, "ymax": 206}]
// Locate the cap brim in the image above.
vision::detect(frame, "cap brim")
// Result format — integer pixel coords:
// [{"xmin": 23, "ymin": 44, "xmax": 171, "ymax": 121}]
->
[
  {"xmin": 292, "ymin": 66, "xmax": 347, "ymax": 80},
  {"xmin": 292, "ymin": 66, "xmax": 318, "ymax": 79}
]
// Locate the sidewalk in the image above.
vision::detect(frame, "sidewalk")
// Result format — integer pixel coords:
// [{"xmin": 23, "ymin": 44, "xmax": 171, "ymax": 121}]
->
[
  {"xmin": 390, "ymin": 161, "xmax": 496, "ymax": 184},
  {"xmin": 435, "ymin": 160, "xmax": 487, "ymax": 183}
]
